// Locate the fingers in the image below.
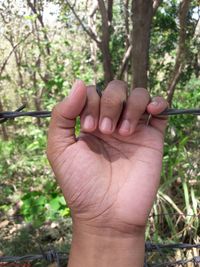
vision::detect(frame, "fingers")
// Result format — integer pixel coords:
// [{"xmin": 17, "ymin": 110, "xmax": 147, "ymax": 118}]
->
[
  {"xmin": 99, "ymin": 80, "xmax": 128, "ymax": 134},
  {"xmin": 147, "ymin": 97, "xmax": 168, "ymax": 115},
  {"xmin": 47, "ymin": 80, "xmax": 87, "ymax": 157},
  {"xmin": 81, "ymin": 80, "xmax": 128, "ymax": 134},
  {"xmin": 80, "ymin": 85, "xmax": 100, "ymax": 132},
  {"xmin": 80, "ymin": 81, "xmax": 168, "ymax": 136},
  {"xmin": 146, "ymin": 97, "xmax": 169, "ymax": 133},
  {"xmin": 118, "ymin": 88, "xmax": 150, "ymax": 136},
  {"xmin": 48, "ymin": 79, "xmax": 168, "ymax": 155}
]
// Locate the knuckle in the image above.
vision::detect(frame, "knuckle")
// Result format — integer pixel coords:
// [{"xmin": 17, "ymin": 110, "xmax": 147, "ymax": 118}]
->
[
  {"xmin": 133, "ymin": 87, "xmax": 150, "ymax": 99},
  {"xmin": 87, "ymin": 95, "xmax": 99, "ymax": 107},
  {"xmin": 102, "ymin": 93, "xmax": 122, "ymax": 107},
  {"xmin": 87, "ymin": 85, "xmax": 96, "ymax": 91},
  {"xmin": 83, "ymin": 98, "xmax": 99, "ymax": 117},
  {"xmin": 87, "ymin": 85, "xmax": 99, "ymax": 98},
  {"xmin": 51, "ymin": 102, "xmax": 67, "ymax": 120},
  {"xmin": 108, "ymin": 79, "xmax": 128, "ymax": 89}
]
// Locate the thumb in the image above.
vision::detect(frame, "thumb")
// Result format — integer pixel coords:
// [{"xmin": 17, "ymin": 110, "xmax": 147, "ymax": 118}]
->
[{"xmin": 47, "ymin": 80, "xmax": 87, "ymax": 158}]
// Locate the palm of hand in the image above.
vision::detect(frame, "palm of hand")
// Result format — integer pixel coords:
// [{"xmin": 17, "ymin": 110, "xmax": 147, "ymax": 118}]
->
[{"xmin": 53, "ymin": 122, "xmax": 164, "ymax": 231}]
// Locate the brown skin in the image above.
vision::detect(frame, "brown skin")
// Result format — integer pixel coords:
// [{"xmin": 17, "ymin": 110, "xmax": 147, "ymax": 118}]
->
[{"xmin": 47, "ymin": 80, "xmax": 168, "ymax": 267}]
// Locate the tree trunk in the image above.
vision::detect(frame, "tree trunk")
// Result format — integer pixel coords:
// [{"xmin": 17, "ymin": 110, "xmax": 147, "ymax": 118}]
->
[
  {"xmin": 0, "ymin": 99, "xmax": 8, "ymax": 140},
  {"xmin": 97, "ymin": 0, "xmax": 114, "ymax": 85},
  {"xmin": 131, "ymin": 0, "xmax": 154, "ymax": 89},
  {"xmin": 167, "ymin": 0, "xmax": 190, "ymax": 106},
  {"xmin": 99, "ymin": 41, "xmax": 113, "ymax": 85},
  {"xmin": 116, "ymin": 0, "xmax": 131, "ymax": 81}
]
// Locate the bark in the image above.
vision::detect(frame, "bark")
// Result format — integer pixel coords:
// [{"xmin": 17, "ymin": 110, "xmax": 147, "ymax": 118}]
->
[
  {"xmin": 167, "ymin": 0, "xmax": 191, "ymax": 106},
  {"xmin": 193, "ymin": 53, "xmax": 200, "ymax": 78},
  {"xmin": 107, "ymin": 0, "xmax": 113, "ymax": 23},
  {"xmin": 124, "ymin": 0, "xmax": 131, "ymax": 49},
  {"xmin": 97, "ymin": 0, "xmax": 114, "ymax": 84},
  {"xmin": 131, "ymin": 0, "xmax": 154, "ymax": 89},
  {"xmin": 192, "ymin": 17, "xmax": 200, "ymax": 78},
  {"xmin": 121, "ymin": 0, "xmax": 131, "ymax": 81},
  {"xmin": 0, "ymin": 99, "xmax": 8, "ymax": 140}
]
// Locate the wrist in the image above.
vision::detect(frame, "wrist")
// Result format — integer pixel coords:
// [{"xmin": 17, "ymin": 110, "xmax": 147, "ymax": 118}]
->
[{"xmin": 68, "ymin": 222, "xmax": 145, "ymax": 267}]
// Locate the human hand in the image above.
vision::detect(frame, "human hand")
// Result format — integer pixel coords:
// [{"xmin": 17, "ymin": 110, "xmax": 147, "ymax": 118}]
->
[{"xmin": 47, "ymin": 80, "xmax": 168, "ymax": 266}]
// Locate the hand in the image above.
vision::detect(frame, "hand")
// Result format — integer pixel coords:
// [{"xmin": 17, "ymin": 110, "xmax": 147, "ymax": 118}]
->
[{"xmin": 47, "ymin": 80, "xmax": 168, "ymax": 267}]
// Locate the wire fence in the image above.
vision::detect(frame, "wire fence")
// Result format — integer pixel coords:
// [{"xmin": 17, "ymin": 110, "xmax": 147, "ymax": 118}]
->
[
  {"xmin": 0, "ymin": 105, "xmax": 200, "ymax": 124},
  {"xmin": 0, "ymin": 106, "xmax": 200, "ymax": 266},
  {"xmin": 0, "ymin": 241, "xmax": 200, "ymax": 266}
]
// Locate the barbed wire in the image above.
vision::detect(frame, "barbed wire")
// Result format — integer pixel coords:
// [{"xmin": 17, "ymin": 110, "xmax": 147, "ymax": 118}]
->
[
  {"xmin": 0, "ymin": 212, "xmax": 199, "ymax": 266},
  {"xmin": 0, "ymin": 243, "xmax": 199, "ymax": 267},
  {"xmin": 0, "ymin": 249, "xmax": 67, "ymax": 267},
  {"xmin": 0, "ymin": 106, "xmax": 200, "ymax": 124}
]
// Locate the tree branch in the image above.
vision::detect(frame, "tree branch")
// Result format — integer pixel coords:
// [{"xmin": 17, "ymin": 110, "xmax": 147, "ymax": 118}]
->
[
  {"xmin": 26, "ymin": 0, "xmax": 44, "ymax": 27},
  {"xmin": 65, "ymin": 0, "xmax": 100, "ymax": 45},
  {"xmin": 117, "ymin": 45, "xmax": 132, "ymax": 79},
  {"xmin": 167, "ymin": 0, "xmax": 191, "ymax": 106},
  {"xmin": 97, "ymin": 0, "xmax": 109, "ymax": 28},
  {"xmin": 0, "ymin": 33, "xmax": 31, "ymax": 77},
  {"xmin": 97, "ymin": 0, "xmax": 114, "ymax": 84},
  {"xmin": 26, "ymin": 0, "xmax": 50, "ymax": 55},
  {"xmin": 124, "ymin": 0, "xmax": 131, "ymax": 47},
  {"xmin": 107, "ymin": 0, "xmax": 114, "ymax": 24}
]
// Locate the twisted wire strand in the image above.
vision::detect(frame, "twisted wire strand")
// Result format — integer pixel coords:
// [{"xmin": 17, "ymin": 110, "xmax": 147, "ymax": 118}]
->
[
  {"xmin": 0, "ymin": 243, "xmax": 199, "ymax": 266},
  {"xmin": 0, "ymin": 108, "xmax": 200, "ymax": 123},
  {"xmin": 150, "ymin": 256, "xmax": 200, "ymax": 267},
  {"xmin": 0, "ymin": 250, "xmax": 67, "ymax": 264}
]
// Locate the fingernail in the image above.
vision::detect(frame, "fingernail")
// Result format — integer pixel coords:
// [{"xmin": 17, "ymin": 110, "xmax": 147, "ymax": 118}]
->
[
  {"xmin": 100, "ymin": 117, "xmax": 112, "ymax": 132},
  {"xmin": 83, "ymin": 115, "xmax": 95, "ymax": 130},
  {"xmin": 151, "ymin": 100, "xmax": 159, "ymax": 106},
  {"xmin": 119, "ymin": 120, "xmax": 130, "ymax": 133}
]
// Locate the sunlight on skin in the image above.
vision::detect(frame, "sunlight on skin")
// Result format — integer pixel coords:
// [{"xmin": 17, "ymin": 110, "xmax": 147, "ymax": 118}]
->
[{"xmin": 47, "ymin": 80, "xmax": 168, "ymax": 267}]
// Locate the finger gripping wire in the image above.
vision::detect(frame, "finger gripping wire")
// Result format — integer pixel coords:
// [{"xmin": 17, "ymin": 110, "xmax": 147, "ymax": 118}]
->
[{"xmin": 0, "ymin": 104, "xmax": 200, "ymax": 124}]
